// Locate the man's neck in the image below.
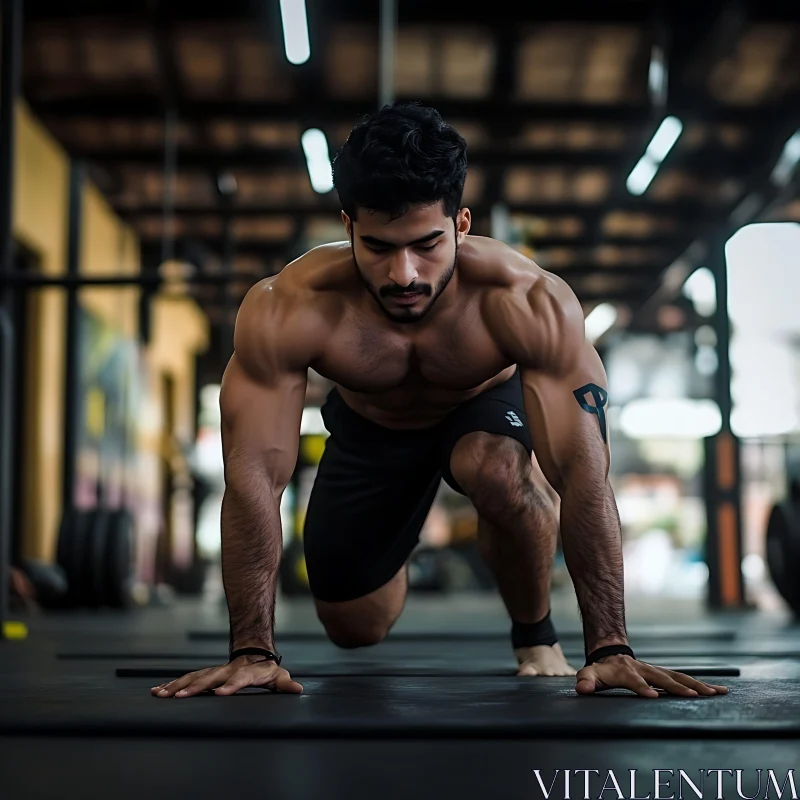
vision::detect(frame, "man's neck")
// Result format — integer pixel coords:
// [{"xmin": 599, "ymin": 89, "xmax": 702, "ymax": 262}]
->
[{"xmin": 361, "ymin": 271, "xmax": 463, "ymax": 333}]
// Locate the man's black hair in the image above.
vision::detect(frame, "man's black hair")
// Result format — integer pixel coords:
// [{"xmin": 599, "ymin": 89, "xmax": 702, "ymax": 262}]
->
[{"xmin": 332, "ymin": 103, "xmax": 468, "ymax": 221}]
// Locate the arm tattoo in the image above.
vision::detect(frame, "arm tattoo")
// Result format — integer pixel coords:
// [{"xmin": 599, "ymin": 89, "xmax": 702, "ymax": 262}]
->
[{"xmin": 573, "ymin": 383, "xmax": 609, "ymax": 444}]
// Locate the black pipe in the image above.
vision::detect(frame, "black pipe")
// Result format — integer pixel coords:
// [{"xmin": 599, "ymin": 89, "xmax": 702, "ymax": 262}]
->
[
  {"xmin": 0, "ymin": 0, "xmax": 21, "ymax": 280},
  {"xmin": 220, "ymin": 193, "xmax": 237, "ymax": 367},
  {"xmin": 2, "ymin": 271, "xmax": 266, "ymax": 288},
  {"xmin": 161, "ymin": 109, "xmax": 178, "ymax": 266},
  {"xmin": 711, "ymin": 238, "xmax": 734, "ymax": 434},
  {"xmin": 0, "ymin": 310, "xmax": 14, "ymax": 631},
  {"xmin": 0, "ymin": 0, "xmax": 23, "ymax": 637},
  {"xmin": 704, "ymin": 233, "xmax": 745, "ymax": 609},
  {"xmin": 62, "ymin": 161, "xmax": 86, "ymax": 512}
]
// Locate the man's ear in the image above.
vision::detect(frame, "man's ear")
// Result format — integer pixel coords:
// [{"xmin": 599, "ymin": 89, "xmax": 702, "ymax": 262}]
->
[
  {"xmin": 341, "ymin": 211, "xmax": 353, "ymax": 240},
  {"xmin": 456, "ymin": 208, "xmax": 471, "ymax": 239}
]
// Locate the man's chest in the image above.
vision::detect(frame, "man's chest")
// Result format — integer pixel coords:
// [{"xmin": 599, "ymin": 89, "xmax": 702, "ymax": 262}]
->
[{"xmin": 314, "ymin": 313, "xmax": 511, "ymax": 393}]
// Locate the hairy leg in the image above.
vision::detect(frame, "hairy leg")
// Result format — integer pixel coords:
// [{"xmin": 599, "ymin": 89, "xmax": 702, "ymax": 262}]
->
[{"xmin": 451, "ymin": 432, "xmax": 576, "ymax": 676}]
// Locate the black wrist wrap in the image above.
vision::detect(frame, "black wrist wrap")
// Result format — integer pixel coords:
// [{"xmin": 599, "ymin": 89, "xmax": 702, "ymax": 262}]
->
[
  {"xmin": 511, "ymin": 611, "xmax": 558, "ymax": 649},
  {"xmin": 229, "ymin": 647, "xmax": 282, "ymax": 666},
  {"xmin": 585, "ymin": 644, "xmax": 634, "ymax": 666}
]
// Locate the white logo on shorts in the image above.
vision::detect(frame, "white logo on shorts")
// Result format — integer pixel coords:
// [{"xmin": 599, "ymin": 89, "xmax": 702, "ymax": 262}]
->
[{"xmin": 506, "ymin": 411, "xmax": 523, "ymax": 427}]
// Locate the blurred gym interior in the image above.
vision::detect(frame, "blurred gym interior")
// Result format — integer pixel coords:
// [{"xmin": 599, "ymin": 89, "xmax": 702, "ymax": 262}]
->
[{"xmin": 2, "ymin": 1, "xmax": 800, "ymax": 798}]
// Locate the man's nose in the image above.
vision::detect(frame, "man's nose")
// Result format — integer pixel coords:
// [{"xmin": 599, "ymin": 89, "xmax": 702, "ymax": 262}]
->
[{"xmin": 387, "ymin": 250, "xmax": 418, "ymax": 288}]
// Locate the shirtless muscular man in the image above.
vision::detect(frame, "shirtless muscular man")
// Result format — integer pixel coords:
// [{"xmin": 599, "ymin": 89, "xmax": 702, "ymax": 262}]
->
[{"xmin": 152, "ymin": 104, "xmax": 728, "ymax": 701}]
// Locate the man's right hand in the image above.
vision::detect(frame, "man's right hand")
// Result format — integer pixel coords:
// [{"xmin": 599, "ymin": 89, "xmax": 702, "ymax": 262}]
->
[{"xmin": 150, "ymin": 656, "xmax": 304, "ymax": 698}]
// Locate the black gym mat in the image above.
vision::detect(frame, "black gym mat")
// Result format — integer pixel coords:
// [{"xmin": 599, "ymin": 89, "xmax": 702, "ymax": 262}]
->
[
  {"xmin": 58, "ymin": 652, "xmax": 228, "ymax": 660},
  {"xmin": 56, "ymin": 639, "xmax": 800, "ymax": 660},
  {"xmin": 56, "ymin": 648, "xmax": 740, "ymax": 678},
  {"xmin": 0, "ymin": 675, "xmax": 794, "ymax": 738},
  {"xmin": 189, "ymin": 628, "xmax": 738, "ymax": 642},
  {"xmin": 115, "ymin": 664, "xmax": 742, "ymax": 678},
  {"xmin": 2, "ymin": 738, "xmax": 792, "ymax": 800}
]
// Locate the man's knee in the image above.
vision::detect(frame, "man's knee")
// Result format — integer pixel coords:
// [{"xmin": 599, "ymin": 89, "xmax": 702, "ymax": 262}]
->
[
  {"xmin": 315, "ymin": 567, "xmax": 407, "ymax": 649},
  {"xmin": 451, "ymin": 432, "xmax": 529, "ymax": 505},
  {"xmin": 315, "ymin": 600, "xmax": 393, "ymax": 649},
  {"xmin": 450, "ymin": 432, "xmax": 548, "ymax": 518},
  {"xmin": 324, "ymin": 620, "xmax": 390, "ymax": 649}
]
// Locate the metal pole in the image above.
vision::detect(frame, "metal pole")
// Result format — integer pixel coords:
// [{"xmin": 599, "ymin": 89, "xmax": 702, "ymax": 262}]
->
[
  {"xmin": 220, "ymin": 193, "xmax": 236, "ymax": 367},
  {"xmin": 379, "ymin": 0, "xmax": 397, "ymax": 108},
  {"xmin": 0, "ymin": 0, "xmax": 21, "ymax": 279},
  {"xmin": 0, "ymin": 0, "xmax": 23, "ymax": 639},
  {"xmin": 0, "ymin": 310, "xmax": 14, "ymax": 633},
  {"xmin": 2, "ymin": 271, "xmax": 265, "ymax": 287},
  {"xmin": 704, "ymin": 233, "xmax": 745, "ymax": 609},
  {"xmin": 711, "ymin": 239, "xmax": 734, "ymax": 434},
  {"xmin": 161, "ymin": 109, "xmax": 178, "ymax": 266},
  {"xmin": 62, "ymin": 161, "xmax": 86, "ymax": 512},
  {"xmin": 648, "ymin": 1, "xmax": 670, "ymax": 115}
]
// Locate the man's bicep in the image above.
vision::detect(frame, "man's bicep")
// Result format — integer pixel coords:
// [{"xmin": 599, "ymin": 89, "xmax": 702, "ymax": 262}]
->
[
  {"xmin": 220, "ymin": 355, "xmax": 307, "ymax": 493},
  {"xmin": 520, "ymin": 342, "xmax": 611, "ymax": 497}
]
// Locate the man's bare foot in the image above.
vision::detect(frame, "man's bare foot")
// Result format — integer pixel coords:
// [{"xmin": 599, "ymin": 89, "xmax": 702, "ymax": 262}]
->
[{"xmin": 515, "ymin": 642, "xmax": 577, "ymax": 677}]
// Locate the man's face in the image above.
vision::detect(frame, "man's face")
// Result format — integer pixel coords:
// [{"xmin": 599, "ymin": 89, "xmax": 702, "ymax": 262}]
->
[{"xmin": 344, "ymin": 202, "xmax": 471, "ymax": 324}]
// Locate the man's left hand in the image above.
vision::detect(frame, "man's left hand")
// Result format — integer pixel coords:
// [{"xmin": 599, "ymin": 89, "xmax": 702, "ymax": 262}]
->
[{"xmin": 575, "ymin": 655, "xmax": 729, "ymax": 698}]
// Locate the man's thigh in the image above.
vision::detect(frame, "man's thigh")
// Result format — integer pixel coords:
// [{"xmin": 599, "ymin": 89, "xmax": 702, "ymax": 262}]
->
[
  {"xmin": 302, "ymin": 392, "xmax": 442, "ymax": 604},
  {"xmin": 438, "ymin": 367, "xmax": 536, "ymax": 495}
]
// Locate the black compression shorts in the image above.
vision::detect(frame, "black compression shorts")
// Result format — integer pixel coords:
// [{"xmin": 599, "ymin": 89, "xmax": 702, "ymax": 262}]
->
[{"xmin": 302, "ymin": 368, "xmax": 534, "ymax": 602}]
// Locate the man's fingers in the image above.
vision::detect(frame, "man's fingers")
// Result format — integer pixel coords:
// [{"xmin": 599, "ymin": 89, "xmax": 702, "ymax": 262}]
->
[
  {"xmin": 214, "ymin": 670, "xmax": 255, "ymax": 696},
  {"xmin": 589, "ymin": 664, "xmax": 658, "ymax": 698},
  {"xmin": 653, "ymin": 667, "xmax": 728, "ymax": 696},
  {"xmin": 211, "ymin": 666, "xmax": 303, "ymax": 695},
  {"xmin": 576, "ymin": 661, "xmax": 728, "ymax": 700},
  {"xmin": 274, "ymin": 671, "xmax": 304, "ymax": 694},
  {"xmin": 623, "ymin": 673, "xmax": 660, "ymax": 698},
  {"xmin": 154, "ymin": 678, "xmax": 189, "ymax": 698},
  {"xmin": 153, "ymin": 668, "xmax": 220, "ymax": 698},
  {"xmin": 212, "ymin": 665, "xmax": 303, "ymax": 695},
  {"xmin": 175, "ymin": 672, "xmax": 230, "ymax": 698},
  {"xmin": 643, "ymin": 672, "xmax": 699, "ymax": 698},
  {"xmin": 575, "ymin": 667, "xmax": 599, "ymax": 694},
  {"xmin": 671, "ymin": 675, "xmax": 728, "ymax": 696},
  {"xmin": 151, "ymin": 663, "xmax": 308, "ymax": 698}
]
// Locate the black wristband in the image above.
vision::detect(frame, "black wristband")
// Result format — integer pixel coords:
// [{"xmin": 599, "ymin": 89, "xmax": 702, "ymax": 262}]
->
[
  {"xmin": 511, "ymin": 611, "xmax": 558, "ymax": 649},
  {"xmin": 229, "ymin": 647, "xmax": 282, "ymax": 666},
  {"xmin": 585, "ymin": 644, "xmax": 635, "ymax": 666}
]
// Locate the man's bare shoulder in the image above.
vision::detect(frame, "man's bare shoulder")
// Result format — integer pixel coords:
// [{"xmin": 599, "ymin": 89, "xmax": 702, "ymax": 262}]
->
[
  {"xmin": 240, "ymin": 243, "xmax": 356, "ymax": 321},
  {"xmin": 457, "ymin": 235, "xmax": 541, "ymax": 287},
  {"xmin": 248, "ymin": 242, "xmax": 355, "ymax": 299},
  {"xmin": 234, "ymin": 243, "xmax": 355, "ymax": 373},
  {"xmin": 470, "ymin": 237, "xmax": 585, "ymax": 374}
]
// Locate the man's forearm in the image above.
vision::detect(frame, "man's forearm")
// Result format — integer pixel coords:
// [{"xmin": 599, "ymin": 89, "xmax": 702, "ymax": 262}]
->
[
  {"xmin": 559, "ymin": 478, "xmax": 628, "ymax": 655},
  {"xmin": 221, "ymin": 476, "xmax": 284, "ymax": 653}
]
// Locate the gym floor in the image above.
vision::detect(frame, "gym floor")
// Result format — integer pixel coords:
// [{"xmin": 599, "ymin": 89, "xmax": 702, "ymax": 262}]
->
[{"xmin": 3, "ymin": 589, "xmax": 800, "ymax": 800}]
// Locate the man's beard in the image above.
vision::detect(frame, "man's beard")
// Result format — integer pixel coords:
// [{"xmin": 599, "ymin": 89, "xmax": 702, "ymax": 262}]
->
[{"xmin": 353, "ymin": 240, "xmax": 458, "ymax": 324}]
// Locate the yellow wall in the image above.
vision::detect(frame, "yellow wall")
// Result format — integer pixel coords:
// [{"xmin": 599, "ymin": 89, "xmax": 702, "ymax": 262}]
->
[
  {"xmin": 14, "ymin": 103, "xmax": 69, "ymax": 563},
  {"xmin": 13, "ymin": 100, "xmax": 209, "ymax": 565},
  {"xmin": 147, "ymin": 297, "xmax": 209, "ymax": 568},
  {"xmin": 80, "ymin": 184, "xmax": 140, "ymax": 340}
]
